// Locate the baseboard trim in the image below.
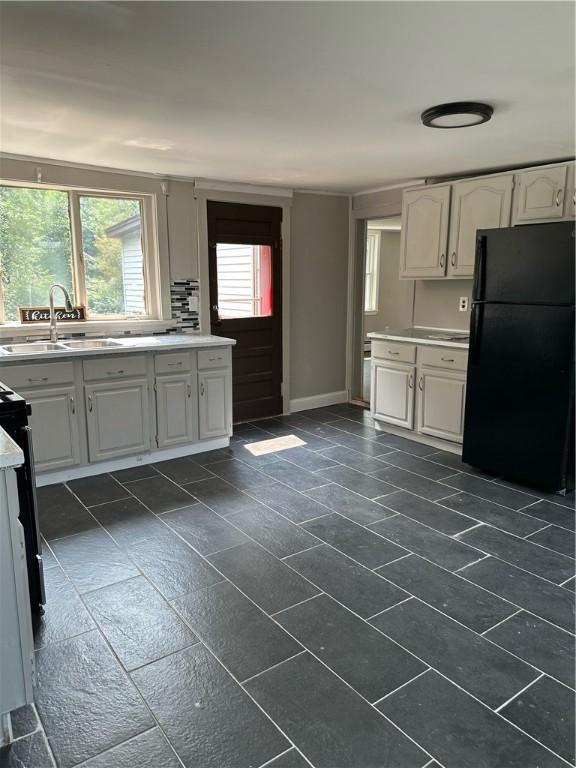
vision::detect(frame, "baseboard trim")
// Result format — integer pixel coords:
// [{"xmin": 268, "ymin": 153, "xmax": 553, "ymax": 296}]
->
[
  {"xmin": 373, "ymin": 421, "xmax": 462, "ymax": 455},
  {"xmin": 36, "ymin": 437, "xmax": 230, "ymax": 486},
  {"xmin": 289, "ymin": 390, "xmax": 349, "ymax": 413}
]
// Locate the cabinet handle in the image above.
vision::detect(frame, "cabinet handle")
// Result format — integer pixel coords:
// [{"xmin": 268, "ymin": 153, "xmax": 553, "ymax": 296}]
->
[
  {"xmin": 28, "ymin": 377, "xmax": 48, "ymax": 383},
  {"xmin": 440, "ymin": 253, "xmax": 445, "ymax": 268},
  {"xmin": 168, "ymin": 362, "xmax": 182, "ymax": 367},
  {"xmin": 70, "ymin": 395, "xmax": 75, "ymax": 414},
  {"xmin": 208, "ymin": 357, "xmax": 221, "ymax": 362},
  {"xmin": 187, "ymin": 383, "xmax": 192, "ymax": 398},
  {"xmin": 556, "ymin": 190, "xmax": 563, "ymax": 207},
  {"xmin": 441, "ymin": 357, "xmax": 455, "ymax": 363},
  {"xmin": 408, "ymin": 375, "xmax": 413, "ymax": 389},
  {"xmin": 388, "ymin": 350, "xmax": 400, "ymax": 356},
  {"xmin": 88, "ymin": 395, "xmax": 93, "ymax": 412},
  {"xmin": 418, "ymin": 376, "xmax": 423, "ymax": 391},
  {"xmin": 451, "ymin": 252, "xmax": 456, "ymax": 267},
  {"xmin": 200, "ymin": 382, "xmax": 205, "ymax": 396},
  {"xmin": 107, "ymin": 369, "xmax": 124, "ymax": 375}
]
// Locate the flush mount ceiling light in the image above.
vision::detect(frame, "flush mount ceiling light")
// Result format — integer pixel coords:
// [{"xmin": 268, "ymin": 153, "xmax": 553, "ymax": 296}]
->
[{"xmin": 421, "ymin": 102, "xmax": 494, "ymax": 129}]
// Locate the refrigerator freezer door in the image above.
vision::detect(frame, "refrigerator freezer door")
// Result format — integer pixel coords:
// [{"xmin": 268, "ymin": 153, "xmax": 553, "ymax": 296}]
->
[
  {"xmin": 474, "ymin": 222, "xmax": 575, "ymax": 305},
  {"xmin": 463, "ymin": 303, "xmax": 574, "ymax": 491}
]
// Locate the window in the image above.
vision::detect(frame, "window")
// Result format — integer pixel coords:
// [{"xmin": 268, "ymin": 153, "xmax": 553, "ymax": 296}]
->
[
  {"xmin": 0, "ymin": 184, "xmax": 157, "ymax": 323},
  {"xmin": 364, "ymin": 230, "xmax": 380, "ymax": 313},
  {"xmin": 215, "ymin": 243, "xmax": 272, "ymax": 319}
]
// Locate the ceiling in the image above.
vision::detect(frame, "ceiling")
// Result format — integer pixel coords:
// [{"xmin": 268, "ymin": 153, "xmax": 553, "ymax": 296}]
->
[{"xmin": 0, "ymin": 2, "xmax": 574, "ymax": 193}]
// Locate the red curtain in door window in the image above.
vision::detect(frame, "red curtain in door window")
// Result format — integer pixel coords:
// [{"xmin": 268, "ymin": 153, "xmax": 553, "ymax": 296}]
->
[{"xmin": 259, "ymin": 245, "xmax": 273, "ymax": 315}]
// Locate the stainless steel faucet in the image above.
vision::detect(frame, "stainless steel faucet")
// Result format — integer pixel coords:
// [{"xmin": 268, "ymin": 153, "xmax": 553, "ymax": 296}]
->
[{"xmin": 48, "ymin": 284, "xmax": 73, "ymax": 343}]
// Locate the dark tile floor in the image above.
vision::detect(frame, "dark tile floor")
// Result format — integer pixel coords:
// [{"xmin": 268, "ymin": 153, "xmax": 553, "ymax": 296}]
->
[{"xmin": 4, "ymin": 403, "xmax": 575, "ymax": 768}]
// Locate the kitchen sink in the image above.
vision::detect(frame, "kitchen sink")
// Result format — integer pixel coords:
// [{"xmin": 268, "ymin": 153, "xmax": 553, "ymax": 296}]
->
[
  {"xmin": 60, "ymin": 338, "xmax": 124, "ymax": 349},
  {"xmin": 1, "ymin": 342, "xmax": 67, "ymax": 354}
]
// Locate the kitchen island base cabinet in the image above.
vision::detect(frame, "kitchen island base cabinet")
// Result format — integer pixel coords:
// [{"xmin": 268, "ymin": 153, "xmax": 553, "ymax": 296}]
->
[
  {"xmin": 417, "ymin": 368, "xmax": 466, "ymax": 444},
  {"xmin": 371, "ymin": 362, "xmax": 415, "ymax": 430},
  {"xmin": 85, "ymin": 379, "xmax": 151, "ymax": 461},
  {"xmin": 156, "ymin": 374, "xmax": 197, "ymax": 448},
  {"xmin": 198, "ymin": 369, "xmax": 232, "ymax": 439},
  {"xmin": 21, "ymin": 387, "xmax": 81, "ymax": 472}
]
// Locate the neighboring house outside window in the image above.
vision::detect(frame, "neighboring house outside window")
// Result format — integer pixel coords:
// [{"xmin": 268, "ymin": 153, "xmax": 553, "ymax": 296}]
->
[{"xmin": 364, "ymin": 229, "xmax": 380, "ymax": 314}]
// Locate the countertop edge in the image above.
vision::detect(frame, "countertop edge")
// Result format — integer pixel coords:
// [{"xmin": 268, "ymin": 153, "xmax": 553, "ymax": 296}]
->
[
  {"xmin": 368, "ymin": 331, "xmax": 469, "ymax": 350},
  {"xmin": 0, "ymin": 427, "xmax": 24, "ymax": 469}
]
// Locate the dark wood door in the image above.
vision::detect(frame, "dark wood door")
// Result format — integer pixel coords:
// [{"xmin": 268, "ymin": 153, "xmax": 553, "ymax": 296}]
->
[{"xmin": 207, "ymin": 201, "xmax": 283, "ymax": 423}]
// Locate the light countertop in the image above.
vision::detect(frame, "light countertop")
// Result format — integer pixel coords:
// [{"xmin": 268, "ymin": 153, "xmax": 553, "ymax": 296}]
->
[
  {"xmin": 368, "ymin": 328, "xmax": 469, "ymax": 349},
  {"xmin": 0, "ymin": 334, "xmax": 236, "ymax": 364},
  {"xmin": 0, "ymin": 427, "xmax": 24, "ymax": 469}
]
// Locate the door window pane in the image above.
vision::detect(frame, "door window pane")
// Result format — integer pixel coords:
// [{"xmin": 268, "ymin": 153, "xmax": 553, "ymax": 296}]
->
[
  {"xmin": 216, "ymin": 243, "xmax": 272, "ymax": 319},
  {"xmin": 79, "ymin": 196, "xmax": 146, "ymax": 317},
  {"xmin": 0, "ymin": 186, "xmax": 74, "ymax": 321}
]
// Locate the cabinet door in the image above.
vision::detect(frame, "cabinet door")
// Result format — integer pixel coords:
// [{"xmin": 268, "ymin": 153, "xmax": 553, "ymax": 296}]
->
[
  {"xmin": 198, "ymin": 369, "xmax": 231, "ymax": 439},
  {"xmin": 156, "ymin": 373, "xmax": 198, "ymax": 448},
  {"xmin": 448, "ymin": 175, "xmax": 513, "ymax": 277},
  {"xmin": 513, "ymin": 165, "xmax": 568, "ymax": 223},
  {"xmin": 22, "ymin": 387, "xmax": 80, "ymax": 471},
  {"xmin": 400, "ymin": 186, "xmax": 450, "ymax": 278},
  {"xmin": 85, "ymin": 379, "xmax": 151, "ymax": 461},
  {"xmin": 417, "ymin": 368, "xmax": 466, "ymax": 444},
  {"xmin": 371, "ymin": 362, "xmax": 415, "ymax": 429}
]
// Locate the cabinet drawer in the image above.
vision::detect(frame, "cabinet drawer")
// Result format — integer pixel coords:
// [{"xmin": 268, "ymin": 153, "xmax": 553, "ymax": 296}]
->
[
  {"xmin": 418, "ymin": 346, "xmax": 468, "ymax": 372},
  {"xmin": 197, "ymin": 347, "xmax": 231, "ymax": 370},
  {"xmin": 154, "ymin": 351, "xmax": 192, "ymax": 374},
  {"xmin": 83, "ymin": 354, "xmax": 146, "ymax": 381},
  {"xmin": 371, "ymin": 341, "xmax": 416, "ymax": 364},
  {"xmin": 1, "ymin": 361, "xmax": 74, "ymax": 389}
]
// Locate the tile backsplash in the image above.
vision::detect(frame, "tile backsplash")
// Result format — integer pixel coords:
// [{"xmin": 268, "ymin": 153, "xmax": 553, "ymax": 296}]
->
[{"xmin": 170, "ymin": 279, "xmax": 200, "ymax": 331}]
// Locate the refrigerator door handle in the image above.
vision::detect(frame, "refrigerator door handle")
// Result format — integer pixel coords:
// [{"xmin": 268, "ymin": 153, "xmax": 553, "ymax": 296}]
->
[
  {"xmin": 473, "ymin": 235, "xmax": 487, "ymax": 302},
  {"xmin": 470, "ymin": 303, "xmax": 484, "ymax": 364}
]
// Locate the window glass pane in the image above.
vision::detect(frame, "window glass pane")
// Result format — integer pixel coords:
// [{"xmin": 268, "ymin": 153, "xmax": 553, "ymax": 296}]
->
[
  {"xmin": 79, "ymin": 196, "xmax": 146, "ymax": 317},
  {"xmin": 216, "ymin": 243, "xmax": 272, "ymax": 319},
  {"xmin": 0, "ymin": 186, "xmax": 74, "ymax": 321}
]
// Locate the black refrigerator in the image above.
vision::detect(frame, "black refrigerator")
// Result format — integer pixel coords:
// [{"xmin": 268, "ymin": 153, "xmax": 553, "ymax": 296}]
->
[{"xmin": 462, "ymin": 221, "xmax": 575, "ymax": 493}]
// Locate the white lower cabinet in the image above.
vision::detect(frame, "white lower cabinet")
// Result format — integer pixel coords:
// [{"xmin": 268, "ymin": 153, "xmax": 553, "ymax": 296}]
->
[
  {"xmin": 371, "ymin": 361, "xmax": 415, "ymax": 429},
  {"xmin": 22, "ymin": 386, "xmax": 81, "ymax": 471},
  {"xmin": 198, "ymin": 369, "xmax": 231, "ymax": 439},
  {"xmin": 417, "ymin": 368, "xmax": 467, "ymax": 444},
  {"xmin": 155, "ymin": 373, "xmax": 197, "ymax": 448},
  {"xmin": 85, "ymin": 379, "xmax": 151, "ymax": 461}
]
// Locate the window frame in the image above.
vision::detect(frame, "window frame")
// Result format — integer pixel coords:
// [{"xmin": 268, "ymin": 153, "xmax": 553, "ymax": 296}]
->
[
  {"xmin": 0, "ymin": 180, "xmax": 163, "ymax": 326},
  {"xmin": 364, "ymin": 229, "xmax": 381, "ymax": 314}
]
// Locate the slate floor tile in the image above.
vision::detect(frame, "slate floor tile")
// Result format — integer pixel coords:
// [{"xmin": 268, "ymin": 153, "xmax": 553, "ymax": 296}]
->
[
  {"xmin": 377, "ymin": 670, "xmax": 566, "ymax": 768},
  {"xmin": 112, "ymin": 464, "xmax": 159, "ymax": 483},
  {"xmin": 424, "ymin": 450, "xmax": 495, "ymax": 477},
  {"xmin": 40, "ymin": 537, "xmax": 58, "ymax": 569},
  {"xmin": 371, "ymin": 599, "xmax": 538, "ymax": 709},
  {"xmin": 37, "ymin": 484, "xmax": 97, "ymax": 541},
  {"xmin": 370, "ymin": 515, "xmax": 483, "ymax": 572},
  {"xmin": 374, "ymin": 432, "xmax": 436, "ymax": 457},
  {"xmin": 153, "ymin": 455, "xmax": 214, "ymax": 484},
  {"xmin": 329, "ymin": 429, "xmax": 398, "ymax": 456},
  {"xmin": 245, "ymin": 652, "xmax": 427, "ymax": 768},
  {"xmin": 305, "ymin": 483, "xmax": 396, "ymax": 525},
  {"xmin": 210, "ymin": 458, "xmax": 281, "ymax": 489},
  {"xmin": 131, "ymin": 644, "xmax": 288, "ymax": 768},
  {"xmin": 318, "ymin": 465, "xmax": 397, "ymax": 499},
  {"xmin": 439, "ymin": 492, "xmax": 546, "ymax": 537},
  {"xmin": 51, "ymin": 529, "xmax": 139, "ymax": 594},
  {"xmin": 162, "ymin": 503, "xmax": 249, "ymax": 555},
  {"xmin": 67, "ymin": 475, "xmax": 128, "ymax": 507},
  {"xmin": 371, "ymin": 466, "xmax": 456, "ymax": 502},
  {"xmin": 521, "ymin": 499, "xmax": 576, "ymax": 531},
  {"xmin": 35, "ymin": 630, "xmax": 153, "ymax": 768},
  {"xmin": 191, "ymin": 446, "xmax": 235, "ymax": 465},
  {"xmin": 499, "ymin": 676, "xmax": 575, "ymax": 764},
  {"xmin": 33, "ymin": 566, "xmax": 95, "ymax": 649},
  {"xmin": 208, "ymin": 542, "xmax": 319, "ymax": 614},
  {"xmin": 265, "ymin": 748, "xmax": 310, "ymax": 767},
  {"xmin": 127, "ymin": 474, "xmax": 195, "ymax": 514},
  {"xmin": 84, "ymin": 576, "xmax": 198, "ymax": 671},
  {"xmin": 229, "ymin": 440, "xmax": 294, "ymax": 468},
  {"xmin": 484, "ymin": 611, "xmax": 575, "ymax": 689},
  {"xmin": 9, "ymin": 704, "xmax": 38, "ymax": 740},
  {"xmin": 303, "ymin": 512, "xmax": 408, "ymax": 568},
  {"xmin": 285, "ymin": 544, "xmax": 408, "ymax": 618},
  {"xmin": 460, "ymin": 557, "xmax": 575, "ymax": 633},
  {"xmin": 248, "ymin": 482, "xmax": 332, "ymax": 523},
  {"xmin": 319, "ymin": 444, "xmax": 391, "ymax": 473},
  {"xmin": 527, "ymin": 525, "xmax": 576, "ymax": 558},
  {"xmin": 277, "ymin": 445, "xmax": 339, "ymax": 471},
  {"xmin": 457, "ymin": 524, "xmax": 575, "ymax": 584},
  {"xmin": 186, "ymin": 476, "xmax": 260, "ymax": 516},
  {"xmin": 89, "ymin": 496, "xmax": 166, "ymax": 547},
  {"xmin": 262, "ymin": 460, "xmax": 327, "ymax": 491},
  {"xmin": 226, "ymin": 503, "xmax": 320, "ymax": 558},
  {"xmin": 276, "ymin": 594, "xmax": 426, "ymax": 703},
  {"xmin": 378, "ymin": 555, "xmax": 518, "ymax": 633},
  {"xmin": 380, "ymin": 490, "xmax": 475, "ymax": 535},
  {"xmin": 172, "ymin": 580, "xmax": 301, "ymax": 681},
  {"xmin": 380, "ymin": 452, "xmax": 457, "ymax": 480},
  {"xmin": 80, "ymin": 727, "xmax": 181, "ymax": 768},
  {"xmin": 0, "ymin": 730, "xmax": 55, "ymax": 768},
  {"xmin": 126, "ymin": 530, "xmax": 223, "ymax": 600},
  {"xmin": 440, "ymin": 473, "xmax": 539, "ymax": 510}
]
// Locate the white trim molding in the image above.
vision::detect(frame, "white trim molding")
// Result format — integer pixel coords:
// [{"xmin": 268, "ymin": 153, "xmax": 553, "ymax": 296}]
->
[
  {"xmin": 194, "ymin": 178, "xmax": 293, "ymax": 199},
  {"xmin": 289, "ymin": 390, "xmax": 348, "ymax": 413}
]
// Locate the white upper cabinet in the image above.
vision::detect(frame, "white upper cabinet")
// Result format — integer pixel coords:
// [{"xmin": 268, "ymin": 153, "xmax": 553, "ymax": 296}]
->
[
  {"xmin": 448, "ymin": 174, "xmax": 513, "ymax": 277},
  {"xmin": 400, "ymin": 185, "xmax": 450, "ymax": 279},
  {"xmin": 513, "ymin": 164, "xmax": 568, "ymax": 223}
]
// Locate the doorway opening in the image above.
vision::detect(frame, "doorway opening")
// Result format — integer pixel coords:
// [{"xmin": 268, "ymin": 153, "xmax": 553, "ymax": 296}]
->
[{"xmin": 207, "ymin": 201, "xmax": 283, "ymax": 423}]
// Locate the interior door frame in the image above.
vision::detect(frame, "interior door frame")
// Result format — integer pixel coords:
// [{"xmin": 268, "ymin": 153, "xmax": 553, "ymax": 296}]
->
[{"xmin": 196, "ymin": 186, "xmax": 292, "ymax": 414}]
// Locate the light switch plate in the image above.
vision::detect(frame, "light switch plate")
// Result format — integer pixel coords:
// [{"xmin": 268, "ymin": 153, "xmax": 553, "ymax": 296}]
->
[{"xmin": 459, "ymin": 296, "xmax": 469, "ymax": 312}]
